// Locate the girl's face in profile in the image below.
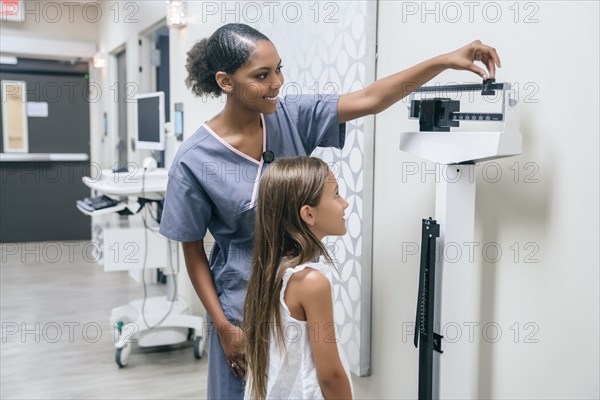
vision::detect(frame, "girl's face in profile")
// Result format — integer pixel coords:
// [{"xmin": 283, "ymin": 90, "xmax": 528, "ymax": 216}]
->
[
  {"xmin": 308, "ymin": 171, "xmax": 349, "ymax": 240},
  {"xmin": 229, "ymin": 40, "xmax": 285, "ymax": 114}
]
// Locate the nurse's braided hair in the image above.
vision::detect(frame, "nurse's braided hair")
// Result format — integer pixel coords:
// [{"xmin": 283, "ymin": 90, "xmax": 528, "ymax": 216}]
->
[{"xmin": 185, "ymin": 23, "xmax": 271, "ymax": 97}]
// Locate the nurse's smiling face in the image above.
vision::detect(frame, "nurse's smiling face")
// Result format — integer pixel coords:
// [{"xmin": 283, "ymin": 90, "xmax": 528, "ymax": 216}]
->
[{"xmin": 227, "ymin": 40, "xmax": 285, "ymax": 114}]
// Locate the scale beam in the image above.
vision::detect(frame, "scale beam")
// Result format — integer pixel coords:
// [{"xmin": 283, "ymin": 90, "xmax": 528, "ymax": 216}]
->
[
  {"xmin": 413, "ymin": 80, "xmax": 508, "ymax": 94},
  {"xmin": 401, "ymin": 79, "xmax": 521, "ymax": 164}
]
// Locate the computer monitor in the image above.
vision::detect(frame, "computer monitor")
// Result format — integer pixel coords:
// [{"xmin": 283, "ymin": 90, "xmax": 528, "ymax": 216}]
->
[{"xmin": 134, "ymin": 91, "xmax": 165, "ymax": 150}]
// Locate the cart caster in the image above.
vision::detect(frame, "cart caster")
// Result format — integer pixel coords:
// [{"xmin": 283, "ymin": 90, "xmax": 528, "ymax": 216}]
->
[
  {"xmin": 116, "ymin": 343, "xmax": 131, "ymax": 368},
  {"xmin": 193, "ymin": 336, "xmax": 204, "ymax": 360}
]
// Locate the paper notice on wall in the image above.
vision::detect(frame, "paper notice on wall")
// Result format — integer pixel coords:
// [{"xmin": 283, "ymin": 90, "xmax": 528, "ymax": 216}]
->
[
  {"xmin": 1, "ymin": 0, "xmax": 23, "ymax": 22},
  {"xmin": 27, "ymin": 102, "xmax": 48, "ymax": 117}
]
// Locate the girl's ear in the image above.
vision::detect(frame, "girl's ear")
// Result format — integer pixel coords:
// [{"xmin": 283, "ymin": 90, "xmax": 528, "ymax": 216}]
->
[
  {"xmin": 215, "ymin": 71, "xmax": 234, "ymax": 94},
  {"xmin": 300, "ymin": 205, "xmax": 316, "ymax": 226}
]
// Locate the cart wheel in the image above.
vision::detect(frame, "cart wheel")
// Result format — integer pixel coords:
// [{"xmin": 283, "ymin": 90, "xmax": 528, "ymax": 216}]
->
[
  {"xmin": 116, "ymin": 343, "xmax": 131, "ymax": 368},
  {"xmin": 193, "ymin": 336, "xmax": 204, "ymax": 360}
]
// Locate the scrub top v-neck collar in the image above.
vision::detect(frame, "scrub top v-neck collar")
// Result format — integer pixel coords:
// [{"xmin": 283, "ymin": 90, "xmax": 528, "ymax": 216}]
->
[{"xmin": 202, "ymin": 114, "xmax": 267, "ymax": 206}]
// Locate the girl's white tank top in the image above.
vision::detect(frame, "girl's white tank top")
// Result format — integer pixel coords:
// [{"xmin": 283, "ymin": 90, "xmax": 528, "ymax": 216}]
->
[{"xmin": 244, "ymin": 262, "xmax": 354, "ymax": 399}]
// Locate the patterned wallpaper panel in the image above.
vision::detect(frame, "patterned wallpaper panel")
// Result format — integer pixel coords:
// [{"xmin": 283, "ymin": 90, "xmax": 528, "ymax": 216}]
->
[{"xmin": 255, "ymin": 1, "xmax": 376, "ymax": 376}]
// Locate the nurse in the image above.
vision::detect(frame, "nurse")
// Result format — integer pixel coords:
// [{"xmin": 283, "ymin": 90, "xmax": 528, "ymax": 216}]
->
[{"xmin": 159, "ymin": 23, "xmax": 500, "ymax": 399}]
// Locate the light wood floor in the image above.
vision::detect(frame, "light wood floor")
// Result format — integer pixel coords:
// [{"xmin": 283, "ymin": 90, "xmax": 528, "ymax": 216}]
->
[{"xmin": 1, "ymin": 242, "xmax": 208, "ymax": 399}]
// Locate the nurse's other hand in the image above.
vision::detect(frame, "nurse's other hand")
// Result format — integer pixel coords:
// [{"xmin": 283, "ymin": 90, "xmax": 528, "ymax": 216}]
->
[
  {"xmin": 442, "ymin": 40, "xmax": 501, "ymax": 79},
  {"xmin": 219, "ymin": 323, "xmax": 247, "ymax": 378}
]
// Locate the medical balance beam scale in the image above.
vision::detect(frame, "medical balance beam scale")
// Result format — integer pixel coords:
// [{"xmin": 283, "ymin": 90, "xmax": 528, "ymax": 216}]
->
[{"xmin": 399, "ymin": 79, "xmax": 522, "ymax": 400}]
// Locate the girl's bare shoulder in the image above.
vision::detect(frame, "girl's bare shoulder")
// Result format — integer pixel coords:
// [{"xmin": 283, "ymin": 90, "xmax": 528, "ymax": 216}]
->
[{"xmin": 288, "ymin": 266, "xmax": 331, "ymax": 296}]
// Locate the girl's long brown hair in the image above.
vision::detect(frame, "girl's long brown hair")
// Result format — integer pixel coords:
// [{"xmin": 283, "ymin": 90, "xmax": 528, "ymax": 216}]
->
[{"xmin": 244, "ymin": 157, "xmax": 334, "ymax": 400}]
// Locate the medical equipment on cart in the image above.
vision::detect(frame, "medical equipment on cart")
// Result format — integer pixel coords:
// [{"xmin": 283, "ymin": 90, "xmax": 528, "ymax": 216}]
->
[{"xmin": 78, "ymin": 165, "xmax": 205, "ymax": 367}]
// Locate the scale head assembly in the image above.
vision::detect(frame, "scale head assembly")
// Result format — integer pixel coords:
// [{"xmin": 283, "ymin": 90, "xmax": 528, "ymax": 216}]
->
[{"xmin": 399, "ymin": 79, "xmax": 522, "ymax": 165}]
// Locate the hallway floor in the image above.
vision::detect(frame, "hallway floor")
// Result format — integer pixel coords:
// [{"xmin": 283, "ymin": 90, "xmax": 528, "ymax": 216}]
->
[{"xmin": 1, "ymin": 241, "xmax": 208, "ymax": 399}]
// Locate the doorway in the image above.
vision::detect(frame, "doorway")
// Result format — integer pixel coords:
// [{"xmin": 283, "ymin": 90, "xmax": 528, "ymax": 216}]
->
[
  {"xmin": 115, "ymin": 48, "xmax": 127, "ymax": 168},
  {"xmin": 0, "ymin": 58, "xmax": 91, "ymax": 242}
]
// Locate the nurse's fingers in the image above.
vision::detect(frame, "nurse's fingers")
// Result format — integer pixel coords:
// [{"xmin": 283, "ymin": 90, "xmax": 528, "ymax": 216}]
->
[
  {"xmin": 484, "ymin": 47, "xmax": 501, "ymax": 79},
  {"xmin": 236, "ymin": 356, "xmax": 247, "ymax": 375},
  {"xmin": 229, "ymin": 358, "xmax": 247, "ymax": 378},
  {"xmin": 229, "ymin": 359, "xmax": 241, "ymax": 377},
  {"xmin": 473, "ymin": 43, "xmax": 501, "ymax": 79}
]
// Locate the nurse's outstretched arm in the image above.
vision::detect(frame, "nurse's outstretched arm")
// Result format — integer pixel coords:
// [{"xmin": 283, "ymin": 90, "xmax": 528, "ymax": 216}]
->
[
  {"xmin": 337, "ymin": 40, "xmax": 501, "ymax": 124},
  {"xmin": 182, "ymin": 240, "xmax": 246, "ymax": 378}
]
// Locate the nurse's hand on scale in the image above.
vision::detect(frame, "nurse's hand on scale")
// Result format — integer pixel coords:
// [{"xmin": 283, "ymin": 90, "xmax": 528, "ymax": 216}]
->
[
  {"xmin": 442, "ymin": 40, "xmax": 501, "ymax": 79},
  {"xmin": 337, "ymin": 39, "xmax": 500, "ymax": 125}
]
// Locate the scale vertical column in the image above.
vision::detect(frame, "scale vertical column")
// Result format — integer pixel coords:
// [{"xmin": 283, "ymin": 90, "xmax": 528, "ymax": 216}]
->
[{"xmin": 433, "ymin": 164, "xmax": 479, "ymax": 399}]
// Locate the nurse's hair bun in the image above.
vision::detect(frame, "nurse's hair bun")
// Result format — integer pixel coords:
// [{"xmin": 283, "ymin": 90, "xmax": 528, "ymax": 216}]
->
[{"xmin": 185, "ymin": 23, "xmax": 271, "ymax": 97}]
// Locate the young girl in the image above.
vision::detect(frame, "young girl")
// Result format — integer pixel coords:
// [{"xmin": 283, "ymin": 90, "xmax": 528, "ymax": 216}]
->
[
  {"xmin": 244, "ymin": 156, "xmax": 352, "ymax": 400},
  {"xmin": 159, "ymin": 23, "xmax": 500, "ymax": 399}
]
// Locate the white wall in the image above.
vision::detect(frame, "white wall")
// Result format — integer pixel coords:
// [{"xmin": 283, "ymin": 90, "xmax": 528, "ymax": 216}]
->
[{"xmin": 366, "ymin": 1, "xmax": 599, "ymax": 399}]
